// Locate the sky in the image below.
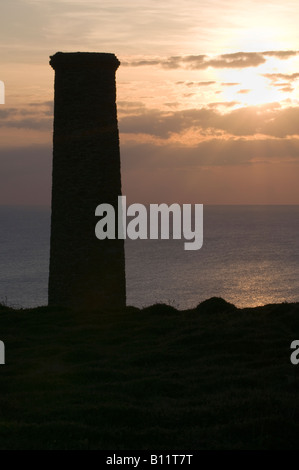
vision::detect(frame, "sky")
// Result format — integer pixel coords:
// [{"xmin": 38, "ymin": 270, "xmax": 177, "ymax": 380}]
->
[{"xmin": 1, "ymin": 0, "xmax": 299, "ymax": 205}]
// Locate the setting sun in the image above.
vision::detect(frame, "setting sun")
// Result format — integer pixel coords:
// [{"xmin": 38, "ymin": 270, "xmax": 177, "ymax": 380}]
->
[{"xmin": 220, "ymin": 68, "xmax": 290, "ymax": 107}]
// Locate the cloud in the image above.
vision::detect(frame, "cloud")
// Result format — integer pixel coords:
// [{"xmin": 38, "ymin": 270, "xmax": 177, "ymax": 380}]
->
[
  {"xmin": 119, "ymin": 103, "xmax": 299, "ymax": 139},
  {"xmin": 28, "ymin": 100, "xmax": 53, "ymax": 108},
  {"xmin": 182, "ymin": 81, "xmax": 216, "ymax": 87},
  {"xmin": 117, "ymin": 101, "xmax": 146, "ymax": 115},
  {"xmin": 263, "ymin": 72, "xmax": 299, "ymax": 83},
  {"xmin": 164, "ymin": 102, "xmax": 179, "ymax": 108},
  {"xmin": 123, "ymin": 50, "xmax": 299, "ymax": 70},
  {"xmin": 0, "ymin": 108, "xmax": 18, "ymax": 118},
  {"xmin": 27, "ymin": 101, "xmax": 54, "ymax": 115},
  {"xmin": 122, "ymin": 59, "xmax": 162, "ymax": 67},
  {"xmin": 1, "ymin": 116, "xmax": 52, "ymax": 130},
  {"xmin": 208, "ymin": 102, "xmax": 239, "ymax": 108},
  {"xmin": 262, "ymin": 73, "xmax": 299, "ymax": 92},
  {"xmin": 203, "ymin": 52, "xmax": 266, "ymax": 69},
  {"xmin": 221, "ymin": 82, "xmax": 240, "ymax": 87},
  {"xmin": 121, "ymin": 137, "xmax": 299, "ymax": 171},
  {"xmin": 262, "ymin": 74, "xmax": 299, "ymax": 93},
  {"xmin": 266, "ymin": 82, "xmax": 295, "ymax": 93},
  {"xmin": 118, "ymin": 101, "xmax": 146, "ymax": 108},
  {"xmin": 278, "ymin": 85, "xmax": 294, "ymax": 93},
  {"xmin": 0, "ymin": 144, "xmax": 52, "ymax": 205},
  {"xmin": 0, "ymin": 103, "xmax": 53, "ymax": 130},
  {"xmin": 123, "ymin": 52, "xmax": 265, "ymax": 69},
  {"xmin": 263, "ymin": 50, "xmax": 299, "ymax": 59}
]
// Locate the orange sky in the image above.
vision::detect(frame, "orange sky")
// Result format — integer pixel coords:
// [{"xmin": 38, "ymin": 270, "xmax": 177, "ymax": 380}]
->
[{"xmin": 1, "ymin": 0, "xmax": 299, "ymax": 205}]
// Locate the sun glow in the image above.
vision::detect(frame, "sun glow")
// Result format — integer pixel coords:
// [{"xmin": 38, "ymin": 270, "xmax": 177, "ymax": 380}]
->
[{"xmin": 220, "ymin": 68, "xmax": 289, "ymax": 107}]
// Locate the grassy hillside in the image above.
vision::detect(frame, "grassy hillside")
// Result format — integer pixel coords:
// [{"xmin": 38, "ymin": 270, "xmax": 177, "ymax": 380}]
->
[{"xmin": 0, "ymin": 298, "xmax": 299, "ymax": 450}]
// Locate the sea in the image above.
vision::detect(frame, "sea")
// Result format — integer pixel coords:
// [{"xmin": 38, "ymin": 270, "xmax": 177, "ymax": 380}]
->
[{"xmin": 0, "ymin": 205, "xmax": 298, "ymax": 310}]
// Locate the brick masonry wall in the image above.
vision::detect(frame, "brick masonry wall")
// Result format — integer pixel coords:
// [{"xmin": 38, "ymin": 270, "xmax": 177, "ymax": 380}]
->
[{"xmin": 48, "ymin": 52, "xmax": 126, "ymax": 310}]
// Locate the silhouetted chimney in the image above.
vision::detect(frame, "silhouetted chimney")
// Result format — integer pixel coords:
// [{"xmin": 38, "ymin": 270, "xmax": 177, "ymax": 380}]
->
[{"xmin": 48, "ymin": 52, "xmax": 126, "ymax": 310}]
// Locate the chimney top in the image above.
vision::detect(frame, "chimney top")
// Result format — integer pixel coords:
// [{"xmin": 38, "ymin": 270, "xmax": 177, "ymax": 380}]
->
[{"xmin": 49, "ymin": 52, "xmax": 120, "ymax": 70}]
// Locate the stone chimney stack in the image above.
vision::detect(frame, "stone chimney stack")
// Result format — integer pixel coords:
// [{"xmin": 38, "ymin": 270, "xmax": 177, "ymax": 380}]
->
[{"xmin": 48, "ymin": 52, "xmax": 126, "ymax": 310}]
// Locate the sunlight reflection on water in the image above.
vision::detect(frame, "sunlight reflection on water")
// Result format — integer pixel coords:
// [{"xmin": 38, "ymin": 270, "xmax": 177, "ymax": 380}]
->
[{"xmin": 0, "ymin": 205, "xmax": 298, "ymax": 309}]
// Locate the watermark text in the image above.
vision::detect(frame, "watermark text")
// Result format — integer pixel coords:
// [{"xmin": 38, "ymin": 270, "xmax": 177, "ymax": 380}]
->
[
  {"xmin": 290, "ymin": 340, "xmax": 299, "ymax": 365},
  {"xmin": 95, "ymin": 197, "xmax": 203, "ymax": 250},
  {"xmin": 0, "ymin": 81, "xmax": 4, "ymax": 104},
  {"xmin": 0, "ymin": 341, "xmax": 5, "ymax": 365}
]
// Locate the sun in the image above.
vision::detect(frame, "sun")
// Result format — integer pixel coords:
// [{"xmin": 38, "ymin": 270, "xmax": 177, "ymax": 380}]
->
[{"xmin": 220, "ymin": 68, "xmax": 288, "ymax": 107}]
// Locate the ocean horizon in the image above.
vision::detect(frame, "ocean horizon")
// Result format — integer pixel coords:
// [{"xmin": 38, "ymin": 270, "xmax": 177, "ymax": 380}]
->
[{"xmin": 0, "ymin": 204, "xmax": 298, "ymax": 310}]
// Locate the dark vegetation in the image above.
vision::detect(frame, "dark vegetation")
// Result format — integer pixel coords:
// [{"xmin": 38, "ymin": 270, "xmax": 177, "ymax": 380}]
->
[{"xmin": 0, "ymin": 297, "xmax": 299, "ymax": 450}]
